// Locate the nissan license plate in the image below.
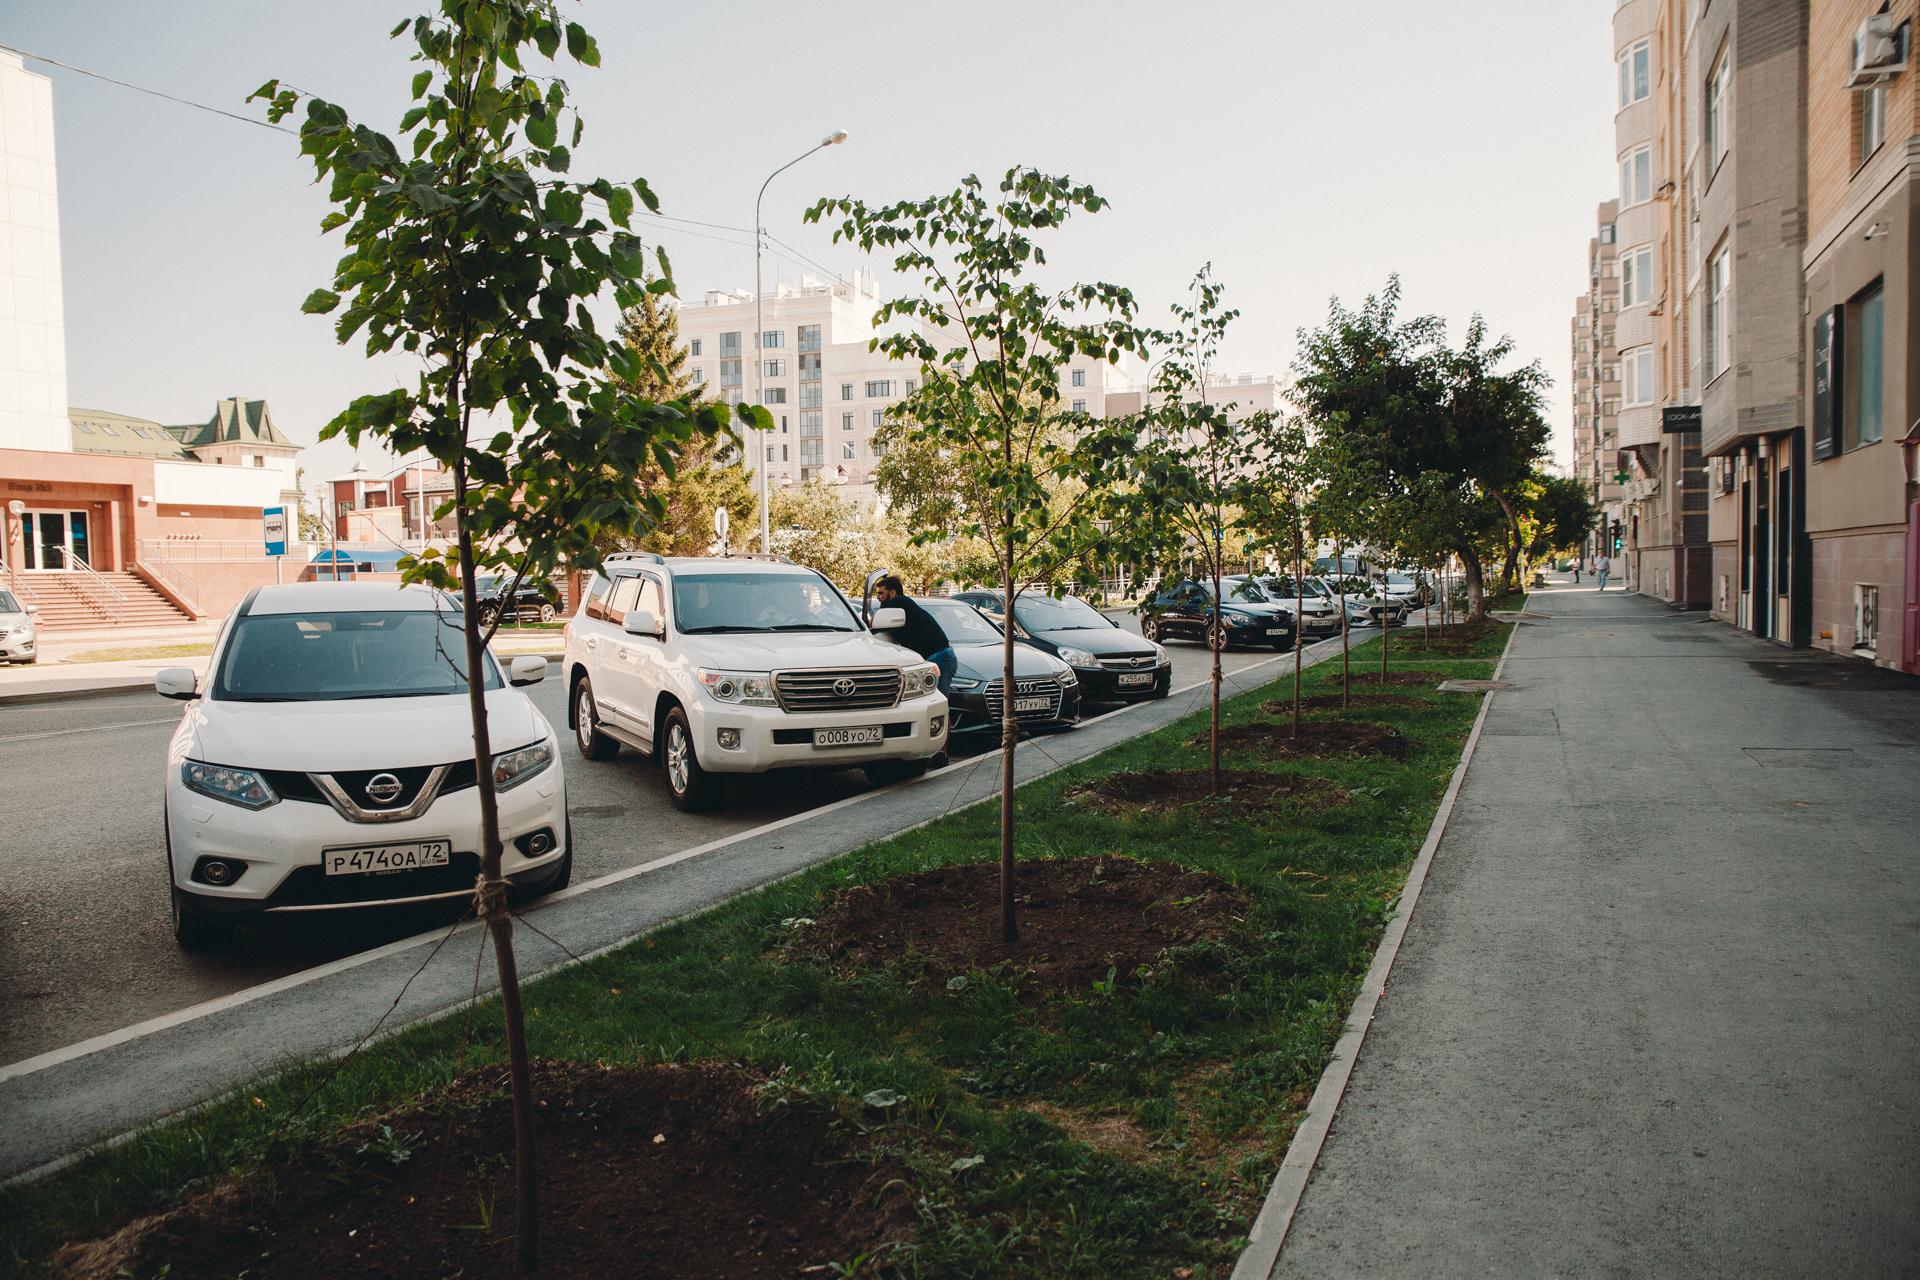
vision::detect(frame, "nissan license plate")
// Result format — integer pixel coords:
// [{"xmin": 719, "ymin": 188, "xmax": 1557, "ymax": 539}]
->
[
  {"xmin": 1116, "ymin": 672, "xmax": 1153, "ymax": 688},
  {"xmin": 1013, "ymin": 695, "xmax": 1052, "ymax": 713},
  {"xmin": 323, "ymin": 839, "xmax": 453, "ymax": 877},
  {"xmin": 814, "ymin": 725, "xmax": 883, "ymax": 748}
]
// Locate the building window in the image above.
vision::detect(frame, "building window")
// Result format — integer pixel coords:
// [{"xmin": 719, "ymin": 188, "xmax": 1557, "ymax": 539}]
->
[
  {"xmin": 904, "ymin": 379, "xmax": 917, "ymax": 395},
  {"xmin": 1620, "ymin": 245, "xmax": 1652, "ymax": 308},
  {"xmin": 842, "ymin": 442, "xmax": 856, "ymax": 461},
  {"xmin": 690, "ymin": 339, "xmax": 702, "ymax": 356},
  {"xmin": 1599, "ymin": 222, "xmax": 1616, "ymax": 245},
  {"xmin": 801, "ymin": 441, "xmax": 823, "ymax": 466},
  {"xmin": 720, "ymin": 331, "xmax": 741, "ymax": 356},
  {"xmin": 766, "ymin": 445, "xmax": 775, "ymax": 461},
  {"xmin": 723, "ymin": 387, "xmax": 743, "ymax": 406},
  {"xmin": 864, "ymin": 379, "xmax": 894, "ymax": 398},
  {"xmin": 98, "ymin": 423, "xmax": 118, "ymax": 436},
  {"xmin": 1619, "ymin": 145, "xmax": 1652, "ymax": 207},
  {"xmin": 1072, "ymin": 399, "xmax": 1087, "ymax": 413},
  {"xmin": 764, "ymin": 387, "xmax": 787, "ymax": 404},
  {"xmin": 799, "ymin": 384, "xmax": 822, "ymax": 408},
  {"xmin": 690, "ymin": 367, "xmax": 706, "ymax": 385},
  {"xmin": 719, "ymin": 358, "xmax": 742, "ymax": 384},
  {"xmin": 1071, "ymin": 368, "xmax": 1086, "ymax": 387},
  {"xmin": 871, "ymin": 410, "xmax": 884, "ymax": 428},
  {"xmin": 763, "ymin": 358, "xmax": 786, "ymax": 378},
  {"xmin": 761, "ymin": 330, "xmax": 784, "ymax": 349},
  {"xmin": 254, "ymin": 456, "xmax": 266, "ymax": 468},
  {"xmin": 1705, "ymin": 241, "xmax": 1731, "ymax": 382},
  {"xmin": 1622, "ymin": 346, "xmax": 1655, "ymax": 407},
  {"xmin": 1618, "ymin": 39, "xmax": 1650, "ymax": 108},
  {"xmin": 800, "ymin": 411, "xmax": 822, "ymax": 437},
  {"xmin": 842, "ymin": 412, "xmax": 854, "ymax": 431},
  {"xmin": 1859, "ymin": 83, "xmax": 1888, "ymax": 164},
  {"xmin": 1847, "ymin": 280, "xmax": 1885, "ymax": 448},
  {"xmin": 841, "ymin": 383, "xmax": 854, "ymax": 400},
  {"xmin": 1705, "ymin": 49, "xmax": 1730, "ymax": 172},
  {"xmin": 798, "ymin": 352, "xmax": 822, "ymax": 378},
  {"xmin": 781, "ymin": 444, "xmax": 789, "ymax": 462},
  {"xmin": 798, "ymin": 324, "xmax": 821, "ymax": 352}
]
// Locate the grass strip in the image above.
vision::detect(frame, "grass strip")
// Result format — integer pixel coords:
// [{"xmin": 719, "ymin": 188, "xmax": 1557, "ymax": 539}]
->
[{"xmin": 2, "ymin": 625, "xmax": 1507, "ymax": 1278}]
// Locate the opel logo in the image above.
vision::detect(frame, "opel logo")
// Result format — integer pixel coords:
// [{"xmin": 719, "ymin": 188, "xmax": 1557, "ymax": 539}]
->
[
  {"xmin": 364, "ymin": 773, "xmax": 405, "ymax": 805},
  {"xmin": 833, "ymin": 677, "xmax": 857, "ymax": 698}
]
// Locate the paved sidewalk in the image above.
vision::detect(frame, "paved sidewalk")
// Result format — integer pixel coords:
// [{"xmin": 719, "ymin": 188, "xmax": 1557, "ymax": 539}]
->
[{"xmin": 1273, "ymin": 581, "xmax": 1920, "ymax": 1277}]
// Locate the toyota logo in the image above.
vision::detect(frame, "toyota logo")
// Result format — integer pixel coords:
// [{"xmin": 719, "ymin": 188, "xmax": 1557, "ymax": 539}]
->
[
  {"xmin": 364, "ymin": 773, "xmax": 405, "ymax": 805},
  {"xmin": 832, "ymin": 677, "xmax": 857, "ymax": 698}
]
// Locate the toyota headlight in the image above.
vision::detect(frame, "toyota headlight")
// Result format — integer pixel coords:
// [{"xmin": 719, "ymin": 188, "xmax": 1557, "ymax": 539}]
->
[
  {"xmin": 182, "ymin": 761, "xmax": 278, "ymax": 810},
  {"xmin": 901, "ymin": 662, "xmax": 942, "ymax": 698},
  {"xmin": 493, "ymin": 739, "xmax": 555, "ymax": 792},
  {"xmin": 1055, "ymin": 645, "xmax": 1099, "ymax": 670},
  {"xmin": 697, "ymin": 669, "xmax": 777, "ymax": 706}
]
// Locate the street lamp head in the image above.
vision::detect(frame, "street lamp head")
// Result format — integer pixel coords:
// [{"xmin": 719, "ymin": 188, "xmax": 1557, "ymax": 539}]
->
[{"xmin": 823, "ymin": 130, "xmax": 849, "ymax": 146}]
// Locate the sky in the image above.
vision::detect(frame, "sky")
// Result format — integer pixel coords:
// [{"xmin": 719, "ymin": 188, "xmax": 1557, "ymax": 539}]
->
[{"xmin": 5, "ymin": 0, "xmax": 1617, "ymax": 487}]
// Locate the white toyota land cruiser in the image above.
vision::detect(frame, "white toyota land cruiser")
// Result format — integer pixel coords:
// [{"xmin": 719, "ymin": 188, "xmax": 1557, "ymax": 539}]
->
[{"xmin": 563, "ymin": 555, "xmax": 949, "ymax": 809}]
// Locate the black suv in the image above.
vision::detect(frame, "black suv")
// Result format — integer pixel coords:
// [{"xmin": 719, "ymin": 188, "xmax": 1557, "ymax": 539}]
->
[
  {"xmin": 1139, "ymin": 577, "xmax": 1296, "ymax": 650},
  {"xmin": 951, "ymin": 589, "xmax": 1172, "ymax": 704},
  {"xmin": 474, "ymin": 575, "xmax": 558, "ymax": 628}
]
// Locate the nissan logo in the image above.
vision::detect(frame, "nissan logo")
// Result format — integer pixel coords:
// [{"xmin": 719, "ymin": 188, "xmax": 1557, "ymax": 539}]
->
[
  {"xmin": 832, "ymin": 677, "xmax": 857, "ymax": 698},
  {"xmin": 364, "ymin": 773, "xmax": 405, "ymax": 805}
]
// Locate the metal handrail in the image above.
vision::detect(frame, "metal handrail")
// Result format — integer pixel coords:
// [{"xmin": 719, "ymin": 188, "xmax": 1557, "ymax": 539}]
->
[
  {"xmin": 61, "ymin": 551, "xmax": 128, "ymax": 605},
  {"xmin": 137, "ymin": 538, "xmax": 269, "ymax": 562},
  {"xmin": 0, "ymin": 563, "xmax": 40, "ymax": 609},
  {"xmin": 136, "ymin": 551, "xmax": 203, "ymax": 618}
]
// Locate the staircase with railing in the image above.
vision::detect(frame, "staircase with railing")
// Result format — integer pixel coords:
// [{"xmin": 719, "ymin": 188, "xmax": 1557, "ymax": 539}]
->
[{"xmin": 6, "ymin": 556, "xmax": 194, "ymax": 630}]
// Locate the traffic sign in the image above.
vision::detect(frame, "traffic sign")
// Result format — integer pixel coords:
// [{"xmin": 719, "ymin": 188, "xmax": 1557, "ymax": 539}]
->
[{"xmin": 263, "ymin": 506, "xmax": 287, "ymax": 557}]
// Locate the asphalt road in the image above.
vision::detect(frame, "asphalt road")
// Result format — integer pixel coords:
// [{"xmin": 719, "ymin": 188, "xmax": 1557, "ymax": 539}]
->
[{"xmin": 0, "ymin": 620, "xmax": 1308, "ymax": 1064}]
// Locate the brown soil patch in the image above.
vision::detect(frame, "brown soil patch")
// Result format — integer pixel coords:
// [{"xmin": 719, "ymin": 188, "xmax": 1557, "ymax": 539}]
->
[
  {"xmin": 1399, "ymin": 619, "xmax": 1503, "ymax": 655},
  {"xmin": 1260, "ymin": 692, "xmax": 1427, "ymax": 713},
  {"xmin": 1330, "ymin": 670, "xmax": 1435, "ymax": 688},
  {"xmin": 1015, "ymin": 1100, "xmax": 1156, "ymax": 1164},
  {"xmin": 59, "ymin": 1061, "xmax": 913, "ymax": 1280},
  {"xmin": 792, "ymin": 856, "xmax": 1246, "ymax": 994},
  {"xmin": 1187, "ymin": 720, "xmax": 1408, "ymax": 761},
  {"xmin": 1067, "ymin": 768, "xmax": 1349, "ymax": 818}
]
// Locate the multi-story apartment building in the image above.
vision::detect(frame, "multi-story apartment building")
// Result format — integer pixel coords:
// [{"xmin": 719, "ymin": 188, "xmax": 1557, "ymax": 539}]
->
[
  {"xmin": 673, "ymin": 273, "xmax": 1148, "ymax": 507},
  {"xmin": 1801, "ymin": 0, "xmax": 1916, "ymax": 672},
  {"xmin": 1570, "ymin": 200, "xmax": 1625, "ymax": 565}
]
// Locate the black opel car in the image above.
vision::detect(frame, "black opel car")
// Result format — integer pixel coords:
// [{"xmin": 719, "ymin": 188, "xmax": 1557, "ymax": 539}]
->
[
  {"xmin": 915, "ymin": 597, "xmax": 1082, "ymax": 734},
  {"xmin": 950, "ymin": 590, "xmax": 1172, "ymax": 704}
]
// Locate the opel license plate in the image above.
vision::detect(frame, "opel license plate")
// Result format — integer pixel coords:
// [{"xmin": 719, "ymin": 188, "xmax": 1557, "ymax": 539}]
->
[
  {"xmin": 323, "ymin": 839, "xmax": 453, "ymax": 876},
  {"xmin": 1013, "ymin": 695, "xmax": 1052, "ymax": 713},
  {"xmin": 814, "ymin": 725, "xmax": 883, "ymax": 747},
  {"xmin": 1116, "ymin": 672, "xmax": 1153, "ymax": 688}
]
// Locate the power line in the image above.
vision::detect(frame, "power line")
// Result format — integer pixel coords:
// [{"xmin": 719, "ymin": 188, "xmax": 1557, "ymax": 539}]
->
[{"xmin": 0, "ymin": 41, "xmax": 296, "ymax": 135}]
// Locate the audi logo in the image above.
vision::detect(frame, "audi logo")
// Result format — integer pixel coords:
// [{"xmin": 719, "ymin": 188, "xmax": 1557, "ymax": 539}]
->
[
  {"xmin": 832, "ymin": 677, "xmax": 857, "ymax": 698},
  {"xmin": 364, "ymin": 773, "xmax": 405, "ymax": 805}
]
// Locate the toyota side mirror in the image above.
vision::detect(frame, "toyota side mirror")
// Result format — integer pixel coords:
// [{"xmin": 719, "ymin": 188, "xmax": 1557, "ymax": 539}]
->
[
  {"xmin": 870, "ymin": 606, "xmax": 906, "ymax": 631},
  {"xmin": 155, "ymin": 668, "xmax": 199, "ymax": 701},
  {"xmin": 508, "ymin": 656, "xmax": 548, "ymax": 687},
  {"xmin": 623, "ymin": 609, "xmax": 663, "ymax": 639}
]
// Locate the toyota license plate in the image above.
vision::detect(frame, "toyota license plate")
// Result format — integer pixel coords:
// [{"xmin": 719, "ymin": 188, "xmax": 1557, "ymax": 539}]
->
[
  {"xmin": 814, "ymin": 725, "xmax": 883, "ymax": 747},
  {"xmin": 323, "ymin": 839, "xmax": 453, "ymax": 876},
  {"xmin": 1013, "ymin": 696, "xmax": 1052, "ymax": 713},
  {"xmin": 1116, "ymin": 672, "xmax": 1153, "ymax": 688}
]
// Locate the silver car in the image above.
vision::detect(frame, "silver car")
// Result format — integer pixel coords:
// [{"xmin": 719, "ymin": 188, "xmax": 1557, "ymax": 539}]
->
[{"xmin": 0, "ymin": 587, "xmax": 39, "ymax": 664}]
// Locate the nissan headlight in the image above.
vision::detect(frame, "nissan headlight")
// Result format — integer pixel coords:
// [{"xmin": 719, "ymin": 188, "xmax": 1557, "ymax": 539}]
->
[
  {"xmin": 1055, "ymin": 645, "xmax": 1099, "ymax": 670},
  {"xmin": 901, "ymin": 663, "xmax": 942, "ymax": 698},
  {"xmin": 492, "ymin": 739, "xmax": 555, "ymax": 791},
  {"xmin": 182, "ymin": 761, "xmax": 278, "ymax": 810},
  {"xmin": 697, "ymin": 669, "xmax": 777, "ymax": 706}
]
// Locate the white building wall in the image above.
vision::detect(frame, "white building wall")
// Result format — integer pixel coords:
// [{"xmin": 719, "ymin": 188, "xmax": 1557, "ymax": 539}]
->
[
  {"xmin": 152, "ymin": 460, "xmax": 289, "ymax": 508},
  {"xmin": 0, "ymin": 52, "xmax": 70, "ymax": 453}
]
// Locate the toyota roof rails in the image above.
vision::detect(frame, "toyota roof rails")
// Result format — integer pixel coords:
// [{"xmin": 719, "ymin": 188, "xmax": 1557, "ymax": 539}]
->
[
  {"xmin": 733, "ymin": 552, "xmax": 795, "ymax": 564},
  {"xmin": 604, "ymin": 551, "xmax": 666, "ymax": 564}
]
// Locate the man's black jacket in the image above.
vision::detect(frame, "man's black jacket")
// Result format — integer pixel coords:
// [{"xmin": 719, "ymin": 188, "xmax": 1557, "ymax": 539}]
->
[{"xmin": 886, "ymin": 595, "xmax": 950, "ymax": 659}]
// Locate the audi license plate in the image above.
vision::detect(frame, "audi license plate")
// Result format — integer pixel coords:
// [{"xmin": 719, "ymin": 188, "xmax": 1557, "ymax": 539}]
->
[
  {"xmin": 1013, "ymin": 695, "xmax": 1052, "ymax": 713},
  {"xmin": 323, "ymin": 838, "xmax": 453, "ymax": 877},
  {"xmin": 1116, "ymin": 672, "xmax": 1154, "ymax": 688},
  {"xmin": 814, "ymin": 725, "xmax": 883, "ymax": 748}
]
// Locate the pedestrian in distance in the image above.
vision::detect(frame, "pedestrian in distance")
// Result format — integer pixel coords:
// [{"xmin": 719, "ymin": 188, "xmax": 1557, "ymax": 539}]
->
[
  {"xmin": 1595, "ymin": 553, "xmax": 1611, "ymax": 592},
  {"xmin": 1573, "ymin": 559, "xmax": 1582, "ymax": 584},
  {"xmin": 872, "ymin": 574, "xmax": 958, "ymax": 694}
]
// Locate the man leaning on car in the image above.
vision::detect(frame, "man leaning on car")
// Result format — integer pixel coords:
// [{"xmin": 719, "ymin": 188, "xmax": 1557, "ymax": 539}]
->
[{"xmin": 873, "ymin": 575, "xmax": 958, "ymax": 694}]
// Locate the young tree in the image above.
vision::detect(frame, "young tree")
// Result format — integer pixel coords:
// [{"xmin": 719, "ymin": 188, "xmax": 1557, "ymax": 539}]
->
[
  {"xmin": 810, "ymin": 168, "xmax": 1145, "ymax": 944},
  {"xmin": 1521, "ymin": 470, "xmax": 1601, "ymax": 565},
  {"xmin": 1241, "ymin": 411, "xmax": 1313, "ymax": 734},
  {"xmin": 1438, "ymin": 320, "xmax": 1554, "ymax": 595},
  {"xmin": 1107, "ymin": 266, "xmax": 1268, "ymax": 790},
  {"xmin": 254, "ymin": 5, "xmax": 735, "ymax": 1267}
]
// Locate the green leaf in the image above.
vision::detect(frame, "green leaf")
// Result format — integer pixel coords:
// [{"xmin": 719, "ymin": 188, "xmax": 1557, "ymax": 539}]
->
[
  {"xmin": 604, "ymin": 185, "xmax": 633, "ymax": 227},
  {"xmin": 389, "ymin": 18, "xmax": 408, "ymax": 37},
  {"xmin": 300, "ymin": 288, "xmax": 341, "ymax": 315},
  {"xmin": 564, "ymin": 22, "xmax": 599, "ymax": 66},
  {"xmin": 631, "ymin": 178, "xmax": 660, "ymax": 213},
  {"xmin": 533, "ymin": 21, "xmax": 560, "ymax": 59},
  {"xmin": 318, "ymin": 211, "xmax": 349, "ymax": 233},
  {"xmin": 410, "ymin": 69, "xmax": 431, "ymax": 100},
  {"xmin": 247, "ymin": 79, "xmax": 278, "ymax": 103},
  {"xmin": 547, "ymin": 144, "xmax": 571, "ymax": 174},
  {"xmin": 526, "ymin": 111, "xmax": 558, "ymax": 151},
  {"xmin": 399, "ymin": 106, "xmax": 427, "ymax": 133}
]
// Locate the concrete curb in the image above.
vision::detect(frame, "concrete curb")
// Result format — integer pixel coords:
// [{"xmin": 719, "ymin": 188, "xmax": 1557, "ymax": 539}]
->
[{"xmin": 1229, "ymin": 613, "xmax": 1523, "ymax": 1280}]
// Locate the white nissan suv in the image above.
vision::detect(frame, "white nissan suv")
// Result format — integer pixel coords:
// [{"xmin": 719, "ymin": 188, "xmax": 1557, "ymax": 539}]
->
[
  {"xmin": 157, "ymin": 582, "xmax": 570, "ymax": 948},
  {"xmin": 563, "ymin": 555, "xmax": 948, "ymax": 809}
]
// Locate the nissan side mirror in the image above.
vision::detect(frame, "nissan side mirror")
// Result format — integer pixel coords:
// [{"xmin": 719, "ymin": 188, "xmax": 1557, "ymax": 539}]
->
[
  {"xmin": 508, "ymin": 656, "xmax": 548, "ymax": 687},
  {"xmin": 870, "ymin": 606, "xmax": 906, "ymax": 631},
  {"xmin": 25, "ymin": 604, "xmax": 38, "ymax": 615},
  {"xmin": 623, "ymin": 609, "xmax": 663, "ymax": 639},
  {"xmin": 155, "ymin": 668, "xmax": 199, "ymax": 701}
]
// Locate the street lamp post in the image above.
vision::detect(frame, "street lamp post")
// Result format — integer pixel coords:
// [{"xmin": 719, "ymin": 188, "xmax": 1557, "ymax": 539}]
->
[{"xmin": 754, "ymin": 129, "xmax": 849, "ymax": 555}]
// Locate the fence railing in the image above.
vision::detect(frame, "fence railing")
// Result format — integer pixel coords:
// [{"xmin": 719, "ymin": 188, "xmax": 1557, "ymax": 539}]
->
[
  {"xmin": 137, "ymin": 551, "xmax": 204, "ymax": 618},
  {"xmin": 137, "ymin": 538, "xmax": 269, "ymax": 562}
]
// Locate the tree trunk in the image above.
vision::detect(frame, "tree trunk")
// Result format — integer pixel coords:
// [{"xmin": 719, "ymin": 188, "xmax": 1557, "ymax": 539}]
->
[
  {"xmin": 1493, "ymin": 489, "xmax": 1522, "ymax": 598},
  {"xmin": 1291, "ymin": 513, "xmax": 1304, "ymax": 737},
  {"xmin": 1458, "ymin": 543, "xmax": 1489, "ymax": 622},
  {"xmin": 1208, "ymin": 557, "xmax": 1223, "ymax": 796},
  {"xmin": 1335, "ymin": 539, "xmax": 1350, "ymax": 709},
  {"xmin": 453, "ymin": 455, "xmax": 539, "ymax": 1274},
  {"xmin": 999, "ymin": 538, "xmax": 1018, "ymax": 947}
]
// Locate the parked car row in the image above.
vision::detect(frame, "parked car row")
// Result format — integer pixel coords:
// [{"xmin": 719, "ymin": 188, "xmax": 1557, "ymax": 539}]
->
[
  {"xmin": 153, "ymin": 559, "xmax": 1173, "ymax": 947},
  {"xmin": 1135, "ymin": 569, "xmax": 1424, "ymax": 647}
]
